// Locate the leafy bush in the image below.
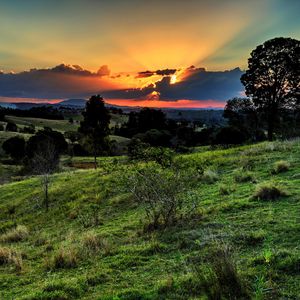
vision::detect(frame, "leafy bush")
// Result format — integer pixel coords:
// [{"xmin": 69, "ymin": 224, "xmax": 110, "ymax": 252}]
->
[
  {"xmin": 1, "ymin": 225, "xmax": 29, "ymax": 242},
  {"xmin": 5, "ymin": 121, "xmax": 18, "ymax": 132},
  {"xmin": 128, "ymin": 139, "xmax": 175, "ymax": 167},
  {"xmin": 253, "ymin": 182, "xmax": 287, "ymax": 201},
  {"xmin": 272, "ymin": 160, "xmax": 290, "ymax": 174},
  {"xmin": 2, "ymin": 136, "xmax": 26, "ymax": 161}
]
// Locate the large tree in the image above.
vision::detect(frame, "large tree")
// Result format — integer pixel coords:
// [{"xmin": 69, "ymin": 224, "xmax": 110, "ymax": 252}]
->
[
  {"xmin": 78, "ymin": 95, "xmax": 111, "ymax": 168},
  {"xmin": 241, "ymin": 37, "xmax": 300, "ymax": 140}
]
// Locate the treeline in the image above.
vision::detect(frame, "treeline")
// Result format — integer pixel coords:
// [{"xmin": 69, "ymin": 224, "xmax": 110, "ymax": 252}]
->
[{"xmin": 0, "ymin": 106, "xmax": 64, "ymax": 121}]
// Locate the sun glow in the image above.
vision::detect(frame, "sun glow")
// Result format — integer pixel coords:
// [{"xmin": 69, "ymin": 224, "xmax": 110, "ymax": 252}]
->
[{"xmin": 170, "ymin": 74, "xmax": 177, "ymax": 84}]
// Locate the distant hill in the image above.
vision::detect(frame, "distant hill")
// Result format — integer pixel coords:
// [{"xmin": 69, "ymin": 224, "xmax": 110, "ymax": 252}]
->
[{"xmin": 56, "ymin": 98, "xmax": 87, "ymax": 107}]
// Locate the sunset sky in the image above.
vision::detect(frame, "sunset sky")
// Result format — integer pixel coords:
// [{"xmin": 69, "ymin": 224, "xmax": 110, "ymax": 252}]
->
[{"xmin": 0, "ymin": 0, "xmax": 299, "ymax": 108}]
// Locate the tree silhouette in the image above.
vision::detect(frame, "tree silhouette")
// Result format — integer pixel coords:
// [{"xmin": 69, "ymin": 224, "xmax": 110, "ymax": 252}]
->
[
  {"xmin": 241, "ymin": 37, "xmax": 300, "ymax": 141},
  {"xmin": 224, "ymin": 98, "xmax": 261, "ymax": 141},
  {"xmin": 78, "ymin": 95, "xmax": 110, "ymax": 168}
]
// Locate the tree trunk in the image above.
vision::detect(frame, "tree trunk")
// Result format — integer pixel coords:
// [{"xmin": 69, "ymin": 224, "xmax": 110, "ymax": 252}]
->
[
  {"xmin": 94, "ymin": 143, "xmax": 97, "ymax": 170},
  {"xmin": 267, "ymin": 112, "xmax": 274, "ymax": 141},
  {"xmin": 44, "ymin": 176, "xmax": 49, "ymax": 212},
  {"xmin": 94, "ymin": 153, "xmax": 97, "ymax": 169}
]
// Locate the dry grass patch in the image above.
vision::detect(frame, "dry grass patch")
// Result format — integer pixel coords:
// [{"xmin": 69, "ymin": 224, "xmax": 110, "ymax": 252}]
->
[
  {"xmin": 45, "ymin": 247, "xmax": 78, "ymax": 270},
  {"xmin": 81, "ymin": 232, "xmax": 112, "ymax": 256},
  {"xmin": 272, "ymin": 160, "xmax": 290, "ymax": 174},
  {"xmin": 1, "ymin": 225, "xmax": 29, "ymax": 242},
  {"xmin": 0, "ymin": 246, "xmax": 23, "ymax": 271},
  {"xmin": 253, "ymin": 182, "xmax": 287, "ymax": 201}
]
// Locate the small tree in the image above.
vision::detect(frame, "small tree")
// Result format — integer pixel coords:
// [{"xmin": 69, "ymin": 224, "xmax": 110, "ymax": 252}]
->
[
  {"xmin": 78, "ymin": 95, "xmax": 111, "ymax": 169},
  {"xmin": 64, "ymin": 131, "xmax": 80, "ymax": 159},
  {"xmin": 241, "ymin": 37, "xmax": 300, "ymax": 140},
  {"xmin": 6, "ymin": 122, "xmax": 18, "ymax": 132},
  {"xmin": 2, "ymin": 136, "xmax": 26, "ymax": 161},
  {"xmin": 30, "ymin": 140, "xmax": 59, "ymax": 211},
  {"xmin": 25, "ymin": 129, "xmax": 67, "ymax": 211}
]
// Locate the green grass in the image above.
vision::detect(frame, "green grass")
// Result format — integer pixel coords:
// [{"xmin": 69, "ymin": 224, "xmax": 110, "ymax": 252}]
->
[{"xmin": 1, "ymin": 140, "xmax": 300, "ymax": 299}]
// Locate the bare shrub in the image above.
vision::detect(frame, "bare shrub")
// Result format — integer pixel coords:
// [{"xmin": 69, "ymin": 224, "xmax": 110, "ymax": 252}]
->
[
  {"xmin": 127, "ymin": 164, "xmax": 192, "ymax": 229},
  {"xmin": 1, "ymin": 225, "xmax": 29, "ymax": 243},
  {"xmin": 30, "ymin": 140, "xmax": 59, "ymax": 211}
]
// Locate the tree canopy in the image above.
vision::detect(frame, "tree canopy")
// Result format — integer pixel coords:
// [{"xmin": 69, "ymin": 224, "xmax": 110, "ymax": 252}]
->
[
  {"xmin": 241, "ymin": 37, "xmax": 300, "ymax": 140},
  {"xmin": 78, "ymin": 95, "xmax": 111, "ymax": 168}
]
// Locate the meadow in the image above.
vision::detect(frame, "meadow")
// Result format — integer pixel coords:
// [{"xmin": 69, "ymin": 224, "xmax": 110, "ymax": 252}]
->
[{"xmin": 0, "ymin": 140, "xmax": 299, "ymax": 299}]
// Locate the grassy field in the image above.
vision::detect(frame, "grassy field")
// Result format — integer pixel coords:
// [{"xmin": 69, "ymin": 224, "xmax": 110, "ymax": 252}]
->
[
  {"xmin": 0, "ymin": 140, "xmax": 300, "ymax": 299},
  {"xmin": 5, "ymin": 116, "xmax": 79, "ymax": 132}
]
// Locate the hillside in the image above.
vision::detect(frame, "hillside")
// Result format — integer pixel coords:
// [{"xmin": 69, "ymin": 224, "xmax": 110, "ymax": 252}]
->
[{"xmin": 0, "ymin": 141, "xmax": 300, "ymax": 299}]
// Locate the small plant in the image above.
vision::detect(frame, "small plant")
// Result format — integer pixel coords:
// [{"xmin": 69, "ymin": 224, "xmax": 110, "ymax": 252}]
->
[
  {"xmin": 77, "ymin": 204, "xmax": 102, "ymax": 228},
  {"xmin": 0, "ymin": 246, "xmax": 23, "ymax": 271},
  {"xmin": 1, "ymin": 225, "xmax": 29, "ymax": 243},
  {"xmin": 81, "ymin": 231, "xmax": 111, "ymax": 256},
  {"xmin": 272, "ymin": 160, "xmax": 290, "ymax": 174},
  {"xmin": 253, "ymin": 274, "xmax": 267, "ymax": 300},
  {"xmin": 219, "ymin": 184, "xmax": 234, "ymax": 195},
  {"xmin": 47, "ymin": 247, "xmax": 78, "ymax": 269},
  {"xmin": 192, "ymin": 243, "xmax": 250, "ymax": 299},
  {"xmin": 263, "ymin": 248, "xmax": 273, "ymax": 264},
  {"xmin": 253, "ymin": 182, "xmax": 287, "ymax": 201},
  {"xmin": 234, "ymin": 169, "xmax": 255, "ymax": 183},
  {"xmin": 202, "ymin": 169, "xmax": 218, "ymax": 184}
]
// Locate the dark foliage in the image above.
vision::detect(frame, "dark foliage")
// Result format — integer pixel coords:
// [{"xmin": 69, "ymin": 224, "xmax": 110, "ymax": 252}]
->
[
  {"xmin": 241, "ymin": 37, "xmax": 300, "ymax": 141},
  {"xmin": 213, "ymin": 126, "xmax": 247, "ymax": 145},
  {"xmin": 78, "ymin": 95, "xmax": 111, "ymax": 168},
  {"xmin": 0, "ymin": 106, "xmax": 64, "ymax": 120},
  {"xmin": 2, "ymin": 136, "xmax": 26, "ymax": 161},
  {"xmin": 25, "ymin": 128, "xmax": 67, "ymax": 171},
  {"xmin": 5, "ymin": 122, "xmax": 18, "ymax": 132}
]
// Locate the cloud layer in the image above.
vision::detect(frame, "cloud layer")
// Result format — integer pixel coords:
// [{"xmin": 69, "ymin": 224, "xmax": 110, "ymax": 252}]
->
[{"xmin": 0, "ymin": 64, "xmax": 244, "ymax": 106}]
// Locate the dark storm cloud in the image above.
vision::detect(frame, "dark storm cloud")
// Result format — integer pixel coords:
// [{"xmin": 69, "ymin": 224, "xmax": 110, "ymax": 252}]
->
[
  {"xmin": 155, "ymin": 68, "xmax": 177, "ymax": 76},
  {"xmin": 136, "ymin": 71, "xmax": 155, "ymax": 78},
  {"xmin": 136, "ymin": 68, "xmax": 177, "ymax": 78},
  {"xmin": 157, "ymin": 67, "xmax": 244, "ymax": 101},
  {"xmin": 104, "ymin": 67, "xmax": 244, "ymax": 102},
  {"xmin": 0, "ymin": 64, "xmax": 112, "ymax": 99}
]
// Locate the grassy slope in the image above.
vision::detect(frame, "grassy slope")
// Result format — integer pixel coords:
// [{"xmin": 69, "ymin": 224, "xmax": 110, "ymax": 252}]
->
[
  {"xmin": 5, "ymin": 116, "xmax": 79, "ymax": 132},
  {"xmin": 0, "ymin": 141, "xmax": 300, "ymax": 299}
]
